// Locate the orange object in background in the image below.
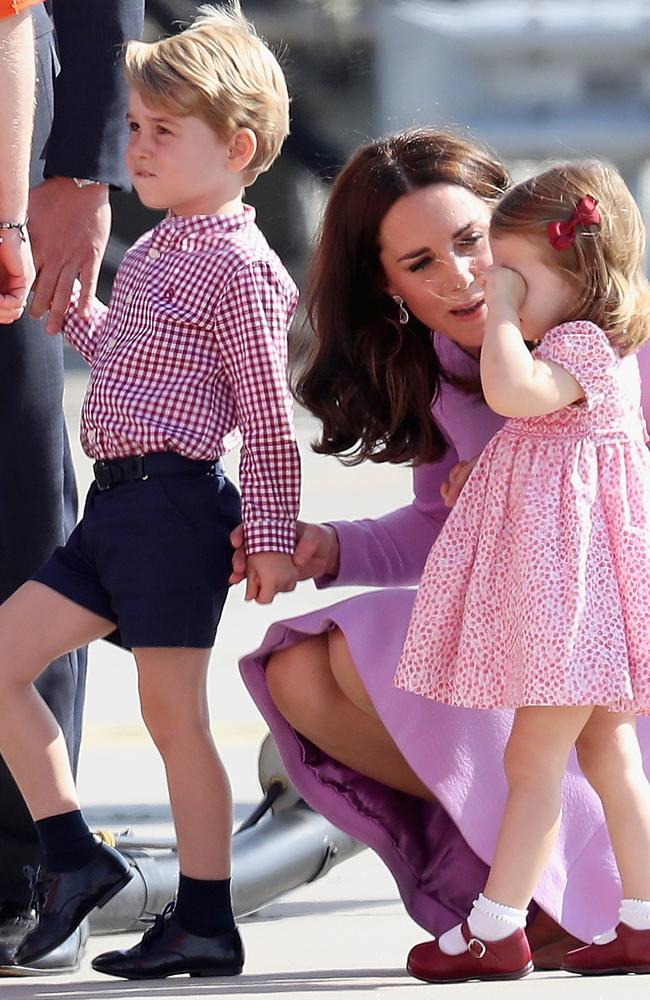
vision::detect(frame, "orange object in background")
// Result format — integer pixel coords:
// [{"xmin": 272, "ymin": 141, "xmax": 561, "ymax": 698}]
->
[{"xmin": 0, "ymin": 0, "xmax": 41, "ymax": 19}]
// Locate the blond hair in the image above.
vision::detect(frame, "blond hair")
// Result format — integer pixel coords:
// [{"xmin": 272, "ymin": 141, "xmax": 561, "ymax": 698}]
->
[
  {"xmin": 125, "ymin": 2, "xmax": 289, "ymax": 184},
  {"xmin": 491, "ymin": 160, "xmax": 650, "ymax": 354}
]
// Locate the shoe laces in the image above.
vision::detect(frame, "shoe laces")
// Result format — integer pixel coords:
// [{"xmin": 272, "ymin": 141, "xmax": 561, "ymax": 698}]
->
[
  {"xmin": 140, "ymin": 901, "xmax": 176, "ymax": 949},
  {"xmin": 23, "ymin": 866, "xmax": 54, "ymax": 915}
]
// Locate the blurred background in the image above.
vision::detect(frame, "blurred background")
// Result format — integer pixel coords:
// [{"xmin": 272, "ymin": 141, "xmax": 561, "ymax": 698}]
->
[{"xmin": 100, "ymin": 0, "xmax": 650, "ymax": 307}]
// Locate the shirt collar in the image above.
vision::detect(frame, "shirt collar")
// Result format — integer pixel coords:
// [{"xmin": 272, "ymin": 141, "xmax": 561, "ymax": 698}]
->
[{"xmin": 150, "ymin": 204, "xmax": 256, "ymax": 249}]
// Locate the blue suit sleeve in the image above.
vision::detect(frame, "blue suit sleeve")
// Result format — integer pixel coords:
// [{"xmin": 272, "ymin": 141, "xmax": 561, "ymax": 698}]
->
[{"xmin": 45, "ymin": 0, "xmax": 144, "ymax": 189}]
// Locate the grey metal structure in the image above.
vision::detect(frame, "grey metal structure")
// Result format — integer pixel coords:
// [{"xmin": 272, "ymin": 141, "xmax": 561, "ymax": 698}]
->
[
  {"xmin": 88, "ymin": 736, "xmax": 364, "ymax": 933},
  {"xmin": 376, "ymin": 1, "xmax": 650, "ymax": 225}
]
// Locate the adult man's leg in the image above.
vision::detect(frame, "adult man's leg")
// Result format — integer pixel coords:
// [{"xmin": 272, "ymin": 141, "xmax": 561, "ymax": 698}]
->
[
  {"xmin": 0, "ymin": 313, "xmax": 88, "ymax": 973},
  {"xmin": 0, "ymin": 10, "xmax": 87, "ymax": 971}
]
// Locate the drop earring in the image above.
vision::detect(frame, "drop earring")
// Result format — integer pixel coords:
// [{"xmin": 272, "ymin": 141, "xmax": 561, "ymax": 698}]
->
[{"xmin": 392, "ymin": 294, "xmax": 409, "ymax": 325}]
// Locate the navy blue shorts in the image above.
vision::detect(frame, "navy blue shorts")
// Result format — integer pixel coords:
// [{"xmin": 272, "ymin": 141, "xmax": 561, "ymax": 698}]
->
[{"xmin": 33, "ymin": 456, "xmax": 242, "ymax": 649}]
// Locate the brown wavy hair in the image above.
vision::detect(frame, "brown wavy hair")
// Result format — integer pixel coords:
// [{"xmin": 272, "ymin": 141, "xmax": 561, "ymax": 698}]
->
[
  {"xmin": 295, "ymin": 128, "xmax": 510, "ymax": 466},
  {"xmin": 491, "ymin": 160, "xmax": 650, "ymax": 354}
]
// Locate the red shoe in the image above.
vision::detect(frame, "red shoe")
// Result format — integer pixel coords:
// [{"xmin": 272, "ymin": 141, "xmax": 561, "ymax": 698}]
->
[
  {"xmin": 562, "ymin": 923, "xmax": 650, "ymax": 976},
  {"xmin": 407, "ymin": 923, "xmax": 533, "ymax": 984}
]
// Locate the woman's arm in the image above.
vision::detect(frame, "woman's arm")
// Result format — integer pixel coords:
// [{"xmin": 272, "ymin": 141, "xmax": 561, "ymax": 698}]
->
[{"xmin": 319, "ymin": 444, "xmax": 458, "ymax": 588}]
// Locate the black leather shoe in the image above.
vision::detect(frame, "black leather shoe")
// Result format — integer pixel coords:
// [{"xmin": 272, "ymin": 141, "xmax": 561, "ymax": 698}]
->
[
  {"xmin": 15, "ymin": 843, "xmax": 132, "ymax": 966},
  {"xmin": 0, "ymin": 920, "xmax": 88, "ymax": 976},
  {"xmin": 92, "ymin": 902, "xmax": 244, "ymax": 979},
  {"xmin": 0, "ymin": 903, "xmax": 36, "ymax": 964}
]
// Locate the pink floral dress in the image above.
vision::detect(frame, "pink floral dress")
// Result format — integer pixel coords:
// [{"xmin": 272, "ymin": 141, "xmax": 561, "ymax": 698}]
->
[{"xmin": 395, "ymin": 321, "xmax": 650, "ymax": 713}]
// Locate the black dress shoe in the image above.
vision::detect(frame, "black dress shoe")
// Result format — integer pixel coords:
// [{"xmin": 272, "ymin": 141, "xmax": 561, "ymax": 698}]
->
[
  {"xmin": 0, "ymin": 903, "xmax": 36, "ymax": 964},
  {"xmin": 0, "ymin": 920, "xmax": 88, "ymax": 977},
  {"xmin": 92, "ymin": 902, "xmax": 244, "ymax": 979},
  {"xmin": 16, "ymin": 842, "xmax": 132, "ymax": 966}
]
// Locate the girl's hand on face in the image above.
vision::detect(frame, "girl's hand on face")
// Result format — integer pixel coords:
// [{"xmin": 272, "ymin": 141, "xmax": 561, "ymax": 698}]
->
[
  {"xmin": 440, "ymin": 456, "xmax": 480, "ymax": 508},
  {"xmin": 480, "ymin": 265, "xmax": 527, "ymax": 312}
]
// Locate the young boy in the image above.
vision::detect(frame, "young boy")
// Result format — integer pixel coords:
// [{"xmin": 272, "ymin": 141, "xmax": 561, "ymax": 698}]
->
[{"xmin": 3, "ymin": 2, "xmax": 300, "ymax": 980}]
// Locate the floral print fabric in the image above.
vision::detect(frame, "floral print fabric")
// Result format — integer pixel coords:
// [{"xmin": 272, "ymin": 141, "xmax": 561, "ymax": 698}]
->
[{"xmin": 395, "ymin": 322, "xmax": 650, "ymax": 713}]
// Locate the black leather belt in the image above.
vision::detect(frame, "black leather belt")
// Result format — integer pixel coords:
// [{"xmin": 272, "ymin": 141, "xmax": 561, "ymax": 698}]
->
[{"xmin": 93, "ymin": 453, "xmax": 221, "ymax": 492}]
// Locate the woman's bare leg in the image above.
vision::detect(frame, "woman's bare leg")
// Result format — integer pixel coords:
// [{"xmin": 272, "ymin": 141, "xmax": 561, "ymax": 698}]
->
[
  {"xmin": 266, "ymin": 630, "xmax": 573, "ymax": 947},
  {"xmin": 266, "ymin": 629, "xmax": 434, "ymax": 798},
  {"xmin": 0, "ymin": 581, "xmax": 115, "ymax": 818}
]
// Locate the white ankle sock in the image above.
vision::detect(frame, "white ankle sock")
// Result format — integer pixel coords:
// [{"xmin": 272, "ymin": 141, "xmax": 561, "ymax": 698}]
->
[
  {"xmin": 438, "ymin": 894, "xmax": 528, "ymax": 956},
  {"xmin": 593, "ymin": 898, "xmax": 650, "ymax": 945}
]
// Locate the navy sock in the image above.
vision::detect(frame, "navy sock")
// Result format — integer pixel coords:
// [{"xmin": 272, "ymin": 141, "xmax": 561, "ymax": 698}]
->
[
  {"xmin": 174, "ymin": 874, "xmax": 235, "ymax": 937},
  {"xmin": 35, "ymin": 809, "xmax": 98, "ymax": 872}
]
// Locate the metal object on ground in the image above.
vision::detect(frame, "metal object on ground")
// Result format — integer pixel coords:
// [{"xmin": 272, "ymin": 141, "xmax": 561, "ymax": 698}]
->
[{"xmin": 88, "ymin": 734, "xmax": 364, "ymax": 934}]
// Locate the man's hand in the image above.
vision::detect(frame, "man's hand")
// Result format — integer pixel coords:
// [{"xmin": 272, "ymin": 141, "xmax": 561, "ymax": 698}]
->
[
  {"xmin": 229, "ymin": 520, "xmax": 340, "ymax": 585},
  {"xmin": 28, "ymin": 178, "xmax": 111, "ymax": 334},
  {"xmin": 0, "ymin": 227, "xmax": 35, "ymax": 324},
  {"xmin": 245, "ymin": 552, "xmax": 298, "ymax": 605},
  {"xmin": 440, "ymin": 456, "xmax": 479, "ymax": 508}
]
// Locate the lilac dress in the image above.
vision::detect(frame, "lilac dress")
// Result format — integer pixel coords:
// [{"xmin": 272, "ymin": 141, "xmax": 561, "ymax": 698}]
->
[{"xmin": 239, "ymin": 333, "xmax": 650, "ymax": 943}]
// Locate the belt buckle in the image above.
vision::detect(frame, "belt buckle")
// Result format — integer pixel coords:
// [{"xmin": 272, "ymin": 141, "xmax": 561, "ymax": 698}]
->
[
  {"xmin": 132, "ymin": 456, "xmax": 148, "ymax": 482},
  {"xmin": 94, "ymin": 460, "xmax": 112, "ymax": 491}
]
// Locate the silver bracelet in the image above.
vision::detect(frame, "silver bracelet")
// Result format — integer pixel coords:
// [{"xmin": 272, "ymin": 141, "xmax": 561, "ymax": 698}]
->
[{"xmin": 0, "ymin": 221, "xmax": 27, "ymax": 242}]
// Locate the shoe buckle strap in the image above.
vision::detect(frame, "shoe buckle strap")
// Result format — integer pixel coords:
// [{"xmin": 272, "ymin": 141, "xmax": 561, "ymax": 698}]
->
[{"xmin": 467, "ymin": 937, "xmax": 487, "ymax": 959}]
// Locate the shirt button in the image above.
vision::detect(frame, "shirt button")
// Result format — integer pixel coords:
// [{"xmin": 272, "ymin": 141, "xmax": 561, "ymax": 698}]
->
[
  {"xmin": 125, "ymin": 293, "xmax": 133, "ymax": 304},
  {"xmin": 148, "ymin": 247, "xmax": 161, "ymax": 260},
  {"xmin": 107, "ymin": 337, "xmax": 117, "ymax": 349},
  {"xmin": 87, "ymin": 429, "xmax": 97, "ymax": 444}
]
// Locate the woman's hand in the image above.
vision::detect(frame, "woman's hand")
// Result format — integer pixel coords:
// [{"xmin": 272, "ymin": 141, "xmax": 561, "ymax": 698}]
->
[
  {"xmin": 245, "ymin": 552, "xmax": 298, "ymax": 605},
  {"xmin": 440, "ymin": 456, "xmax": 479, "ymax": 508},
  {"xmin": 229, "ymin": 520, "xmax": 340, "ymax": 585},
  {"xmin": 292, "ymin": 522, "xmax": 340, "ymax": 579}
]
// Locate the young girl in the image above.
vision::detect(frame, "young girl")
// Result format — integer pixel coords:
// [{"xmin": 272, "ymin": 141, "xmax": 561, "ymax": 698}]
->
[
  {"xmin": 395, "ymin": 160, "xmax": 650, "ymax": 982},
  {"xmin": 0, "ymin": 3, "xmax": 300, "ymax": 981}
]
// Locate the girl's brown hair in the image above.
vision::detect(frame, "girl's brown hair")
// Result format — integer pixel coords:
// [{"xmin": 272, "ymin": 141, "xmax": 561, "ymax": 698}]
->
[
  {"xmin": 295, "ymin": 128, "xmax": 509, "ymax": 466},
  {"xmin": 491, "ymin": 160, "xmax": 650, "ymax": 354}
]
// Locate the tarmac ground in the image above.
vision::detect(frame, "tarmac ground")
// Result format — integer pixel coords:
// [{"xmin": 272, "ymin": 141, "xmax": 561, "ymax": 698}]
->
[{"xmin": 0, "ymin": 365, "xmax": 643, "ymax": 998}]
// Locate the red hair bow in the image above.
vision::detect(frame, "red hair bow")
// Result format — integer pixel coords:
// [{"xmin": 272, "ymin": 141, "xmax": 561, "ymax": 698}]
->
[{"xmin": 547, "ymin": 195, "xmax": 601, "ymax": 250}]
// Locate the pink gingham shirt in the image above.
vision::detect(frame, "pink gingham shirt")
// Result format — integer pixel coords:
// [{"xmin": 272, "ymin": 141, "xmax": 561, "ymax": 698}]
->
[{"xmin": 63, "ymin": 205, "xmax": 300, "ymax": 554}]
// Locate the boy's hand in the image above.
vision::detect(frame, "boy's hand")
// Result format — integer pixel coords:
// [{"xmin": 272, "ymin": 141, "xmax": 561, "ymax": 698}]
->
[
  {"xmin": 479, "ymin": 265, "xmax": 527, "ymax": 312},
  {"xmin": 246, "ymin": 552, "xmax": 298, "ymax": 604},
  {"xmin": 229, "ymin": 521, "xmax": 340, "ymax": 584},
  {"xmin": 440, "ymin": 456, "xmax": 479, "ymax": 508}
]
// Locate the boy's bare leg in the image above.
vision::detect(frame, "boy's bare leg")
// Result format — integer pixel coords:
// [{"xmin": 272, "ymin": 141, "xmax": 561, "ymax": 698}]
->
[
  {"xmin": 135, "ymin": 647, "xmax": 232, "ymax": 878},
  {"xmin": 0, "ymin": 582, "xmax": 114, "ymax": 819}
]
